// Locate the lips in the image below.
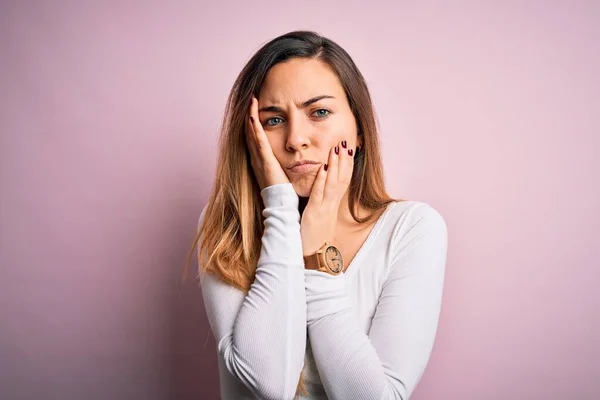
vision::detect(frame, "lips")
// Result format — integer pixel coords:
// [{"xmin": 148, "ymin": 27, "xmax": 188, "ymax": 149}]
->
[{"xmin": 287, "ymin": 160, "xmax": 321, "ymax": 173}]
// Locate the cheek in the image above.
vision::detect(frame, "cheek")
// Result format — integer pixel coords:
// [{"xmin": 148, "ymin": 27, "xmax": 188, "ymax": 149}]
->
[
  {"xmin": 321, "ymin": 123, "xmax": 356, "ymax": 148},
  {"xmin": 265, "ymin": 134, "xmax": 285, "ymax": 161},
  {"xmin": 326, "ymin": 113, "xmax": 357, "ymax": 140}
]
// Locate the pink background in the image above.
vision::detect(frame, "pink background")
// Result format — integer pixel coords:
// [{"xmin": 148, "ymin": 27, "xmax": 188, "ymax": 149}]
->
[{"xmin": 1, "ymin": 1, "xmax": 598, "ymax": 399}]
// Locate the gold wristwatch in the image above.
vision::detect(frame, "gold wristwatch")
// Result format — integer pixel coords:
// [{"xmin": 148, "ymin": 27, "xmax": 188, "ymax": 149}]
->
[{"xmin": 303, "ymin": 242, "xmax": 344, "ymax": 275}]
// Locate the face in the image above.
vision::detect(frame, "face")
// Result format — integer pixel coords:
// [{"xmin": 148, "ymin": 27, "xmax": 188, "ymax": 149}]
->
[{"xmin": 257, "ymin": 58, "xmax": 361, "ymax": 197}]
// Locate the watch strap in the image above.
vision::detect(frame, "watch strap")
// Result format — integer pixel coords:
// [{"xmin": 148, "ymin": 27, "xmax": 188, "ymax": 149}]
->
[{"xmin": 303, "ymin": 253, "xmax": 320, "ymax": 270}]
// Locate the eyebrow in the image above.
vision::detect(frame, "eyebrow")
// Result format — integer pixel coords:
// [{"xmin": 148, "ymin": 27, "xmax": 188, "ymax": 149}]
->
[{"xmin": 258, "ymin": 95, "xmax": 335, "ymax": 113}]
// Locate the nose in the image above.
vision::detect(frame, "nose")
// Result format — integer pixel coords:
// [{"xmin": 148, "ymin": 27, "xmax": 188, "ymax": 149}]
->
[{"xmin": 285, "ymin": 114, "xmax": 312, "ymax": 152}]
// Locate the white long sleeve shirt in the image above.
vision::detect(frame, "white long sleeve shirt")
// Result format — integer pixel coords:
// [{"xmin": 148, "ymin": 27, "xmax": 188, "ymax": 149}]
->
[{"xmin": 199, "ymin": 183, "xmax": 448, "ymax": 400}]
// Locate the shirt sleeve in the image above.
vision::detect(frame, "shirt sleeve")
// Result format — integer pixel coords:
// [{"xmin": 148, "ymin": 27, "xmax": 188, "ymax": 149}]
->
[
  {"xmin": 304, "ymin": 203, "xmax": 448, "ymax": 400},
  {"xmin": 199, "ymin": 183, "xmax": 307, "ymax": 400}
]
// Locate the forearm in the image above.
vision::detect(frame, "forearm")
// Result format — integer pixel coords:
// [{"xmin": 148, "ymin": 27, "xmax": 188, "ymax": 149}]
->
[
  {"xmin": 305, "ymin": 272, "xmax": 391, "ymax": 399},
  {"xmin": 226, "ymin": 263, "xmax": 306, "ymax": 399},
  {"xmin": 201, "ymin": 183, "xmax": 307, "ymax": 399},
  {"xmin": 304, "ymin": 204, "xmax": 447, "ymax": 400}
]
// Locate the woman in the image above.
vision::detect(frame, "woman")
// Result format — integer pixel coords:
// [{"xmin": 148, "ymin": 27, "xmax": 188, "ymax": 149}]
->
[{"xmin": 191, "ymin": 30, "xmax": 448, "ymax": 400}]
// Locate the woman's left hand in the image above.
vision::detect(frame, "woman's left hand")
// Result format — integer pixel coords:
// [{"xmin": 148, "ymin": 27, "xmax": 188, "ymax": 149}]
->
[{"xmin": 300, "ymin": 140, "xmax": 355, "ymax": 256}]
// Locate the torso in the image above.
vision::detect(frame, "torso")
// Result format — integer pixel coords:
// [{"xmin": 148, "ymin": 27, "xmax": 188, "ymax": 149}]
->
[
  {"xmin": 214, "ymin": 199, "xmax": 433, "ymax": 399},
  {"xmin": 302, "ymin": 200, "xmax": 413, "ymax": 397}
]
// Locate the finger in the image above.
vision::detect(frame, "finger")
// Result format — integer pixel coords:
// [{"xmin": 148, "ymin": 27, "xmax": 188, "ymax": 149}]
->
[
  {"xmin": 246, "ymin": 119, "xmax": 262, "ymax": 168},
  {"xmin": 249, "ymin": 97, "xmax": 273, "ymax": 156},
  {"xmin": 248, "ymin": 97, "xmax": 259, "ymax": 141},
  {"xmin": 309, "ymin": 161, "xmax": 328, "ymax": 204},
  {"xmin": 245, "ymin": 99, "xmax": 258, "ymax": 149},
  {"xmin": 338, "ymin": 139, "xmax": 353, "ymax": 186},
  {"xmin": 245, "ymin": 116, "xmax": 255, "ymax": 147},
  {"xmin": 323, "ymin": 142, "xmax": 340, "ymax": 203},
  {"xmin": 245, "ymin": 102, "xmax": 265, "ymax": 168}
]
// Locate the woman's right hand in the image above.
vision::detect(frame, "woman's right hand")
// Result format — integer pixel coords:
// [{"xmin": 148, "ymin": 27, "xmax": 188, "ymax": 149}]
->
[{"xmin": 246, "ymin": 96, "xmax": 290, "ymax": 190}]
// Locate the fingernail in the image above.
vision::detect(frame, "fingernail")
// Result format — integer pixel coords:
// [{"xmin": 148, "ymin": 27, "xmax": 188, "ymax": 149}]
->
[
  {"xmin": 324, "ymin": 164, "xmax": 328, "ymax": 171},
  {"xmin": 250, "ymin": 116, "xmax": 254, "ymax": 124},
  {"xmin": 348, "ymin": 149, "xmax": 353, "ymax": 156},
  {"xmin": 342, "ymin": 141, "xmax": 347, "ymax": 148},
  {"xmin": 335, "ymin": 146, "xmax": 339, "ymax": 155}
]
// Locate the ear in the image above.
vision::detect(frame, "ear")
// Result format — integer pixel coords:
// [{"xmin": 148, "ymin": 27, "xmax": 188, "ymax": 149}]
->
[{"xmin": 357, "ymin": 131, "xmax": 364, "ymax": 149}]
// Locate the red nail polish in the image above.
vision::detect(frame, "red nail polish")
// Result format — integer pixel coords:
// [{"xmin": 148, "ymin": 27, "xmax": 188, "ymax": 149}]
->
[
  {"xmin": 335, "ymin": 146, "xmax": 339, "ymax": 155},
  {"xmin": 348, "ymin": 149, "xmax": 353, "ymax": 156},
  {"xmin": 342, "ymin": 141, "xmax": 347, "ymax": 149},
  {"xmin": 324, "ymin": 164, "xmax": 328, "ymax": 171}
]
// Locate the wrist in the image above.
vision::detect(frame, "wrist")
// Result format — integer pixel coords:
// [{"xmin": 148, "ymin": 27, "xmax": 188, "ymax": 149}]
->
[
  {"xmin": 303, "ymin": 242, "xmax": 344, "ymax": 275},
  {"xmin": 300, "ymin": 223, "xmax": 336, "ymax": 256}
]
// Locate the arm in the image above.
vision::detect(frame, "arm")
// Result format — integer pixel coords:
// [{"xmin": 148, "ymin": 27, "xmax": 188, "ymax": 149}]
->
[
  {"xmin": 199, "ymin": 183, "xmax": 307, "ymax": 400},
  {"xmin": 305, "ymin": 203, "xmax": 448, "ymax": 400}
]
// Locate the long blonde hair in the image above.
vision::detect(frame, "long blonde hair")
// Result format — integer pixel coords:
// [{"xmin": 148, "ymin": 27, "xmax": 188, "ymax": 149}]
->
[{"xmin": 185, "ymin": 30, "xmax": 395, "ymax": 397}]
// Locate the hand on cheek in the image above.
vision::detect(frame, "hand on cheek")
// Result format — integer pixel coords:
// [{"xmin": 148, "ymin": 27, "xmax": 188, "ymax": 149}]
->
[
  {"xmin": 300, "ymin": 139, "xmax": 354, "ymax": 256},
  {"xmin": 245, "ymin": 97, "xmax": 290, "ymax": 190}
]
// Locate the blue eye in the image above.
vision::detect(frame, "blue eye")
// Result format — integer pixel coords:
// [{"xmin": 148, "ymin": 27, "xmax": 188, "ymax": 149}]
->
[
  {"xmin": 265, "ymin": 117, "xmax": 284, "ymax": 126},
  {"xmin": 314, "ymin": 109, "xmax": 330, "ymax": 118},
  {"xmin": 265, "ymin": 110, "xmax": 330, "ymax": 127}
]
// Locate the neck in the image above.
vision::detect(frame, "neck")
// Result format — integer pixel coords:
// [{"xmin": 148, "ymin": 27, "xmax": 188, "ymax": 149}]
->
[
  {"xmin": 337, "ymin": 189, "xmax": 363, "ymax": 227},
  {"xmin": 298, "ymin": 196, "xmax": 309, "ymax": 216}
]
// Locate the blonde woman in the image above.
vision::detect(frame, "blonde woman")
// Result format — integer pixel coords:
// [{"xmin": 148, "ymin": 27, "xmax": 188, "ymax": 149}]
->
[{"xmin": 191, "ymin": 31, "xmax": 448, "ymax": 400}]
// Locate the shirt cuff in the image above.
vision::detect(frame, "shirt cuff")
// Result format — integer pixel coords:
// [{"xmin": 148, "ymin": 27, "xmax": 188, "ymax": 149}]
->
[{"xmin": 261, "ymin": 183, "xmax": 298, "ymax": 209}]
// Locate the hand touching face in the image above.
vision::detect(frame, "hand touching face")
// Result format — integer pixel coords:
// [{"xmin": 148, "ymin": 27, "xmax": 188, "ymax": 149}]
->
[
  {"xmin": 256, "ymin": 58, "xmax": 361, "ymax": 197},
  {"xmin": 298, "ymin": 138, "xmax": 355, "ymax": 255}
]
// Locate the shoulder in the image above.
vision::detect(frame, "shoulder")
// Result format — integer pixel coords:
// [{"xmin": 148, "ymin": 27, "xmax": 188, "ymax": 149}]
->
[
  {"xmin": 384, "ymin": 200, "xmax": 448, "ymax": 260},
  {"xmin": 385, "ymin": 200, "xmax": 446, "ymax": 232}
]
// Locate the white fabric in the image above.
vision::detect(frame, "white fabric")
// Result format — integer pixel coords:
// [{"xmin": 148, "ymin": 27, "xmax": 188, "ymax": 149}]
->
[{"xmin": 199, "ymin": 183, "xmax": 448, "ymax": 400}]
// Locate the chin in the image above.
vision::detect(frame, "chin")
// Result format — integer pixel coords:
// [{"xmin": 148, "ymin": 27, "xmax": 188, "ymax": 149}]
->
[
  {"xmin": 289, "ymin": 175, "xmax": 316, "ymax": 198},
  {"xmin": 292, "ymin": 183, "xmax": 311, "ymax": 197}
]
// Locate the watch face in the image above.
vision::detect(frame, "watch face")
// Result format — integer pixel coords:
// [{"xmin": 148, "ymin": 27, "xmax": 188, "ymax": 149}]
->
[{"xmin": 324, "ymin": 245, "xmax": 344, "ymax": 273}]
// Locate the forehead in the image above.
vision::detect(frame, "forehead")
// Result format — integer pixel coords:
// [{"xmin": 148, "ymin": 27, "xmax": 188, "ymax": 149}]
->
[{"xmin": 259, "ymin": 58, "xmax": 345, "ymax": 103}]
